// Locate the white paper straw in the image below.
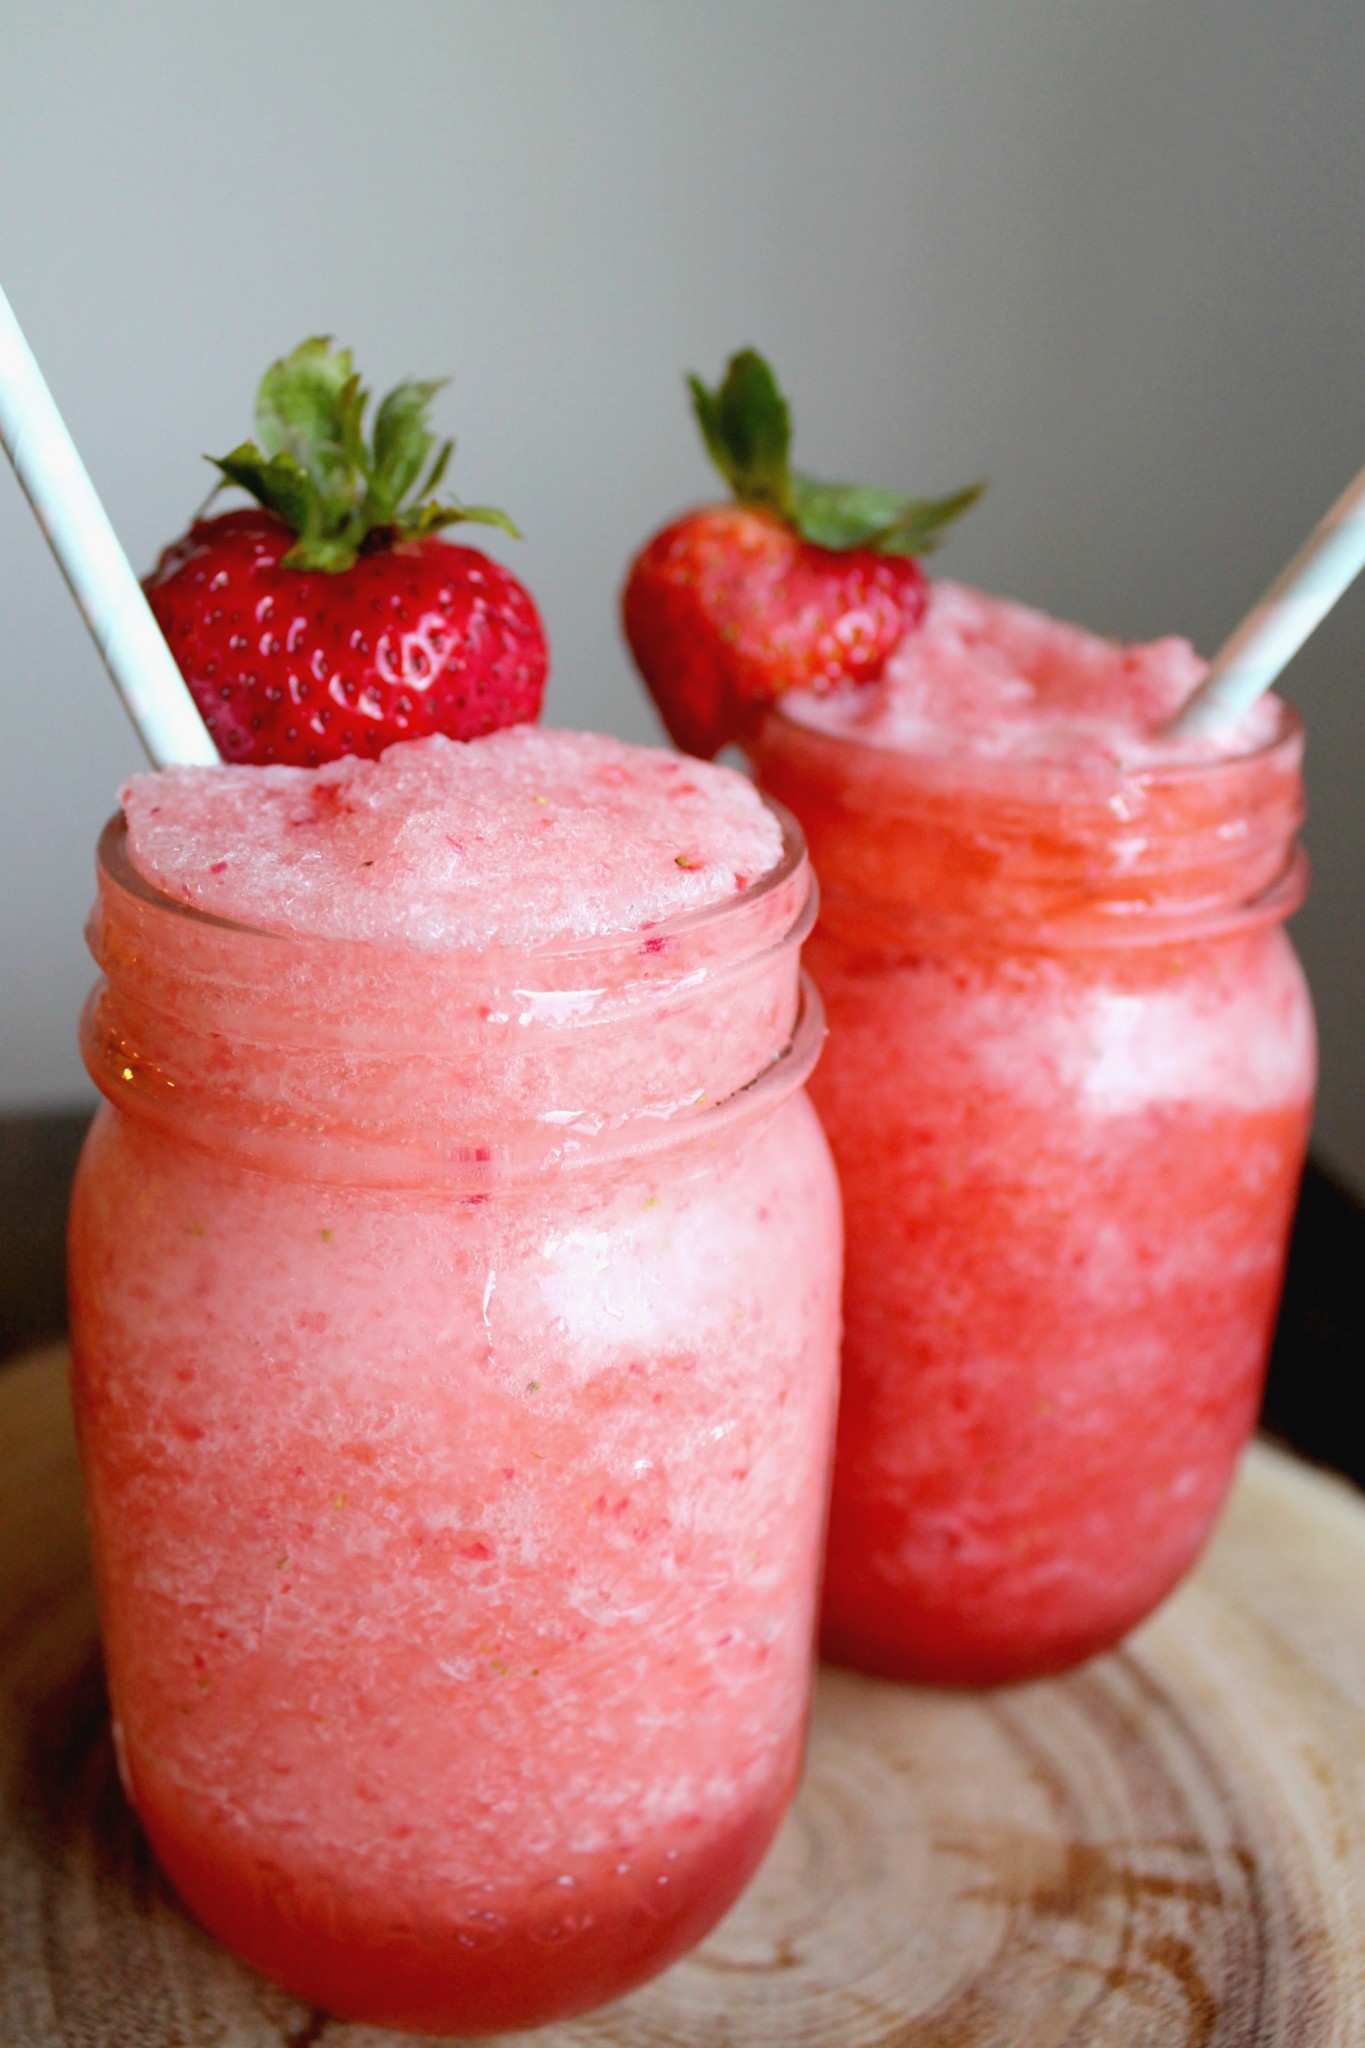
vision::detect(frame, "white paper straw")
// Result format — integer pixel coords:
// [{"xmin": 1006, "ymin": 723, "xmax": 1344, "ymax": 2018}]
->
[
  {"xmin": 1168, "ymin": 460, "xmax": 1365, "ymax": 739},
  {"xmin": 0, "ymin": 284, "xmax": 218, "ymax": 767}
]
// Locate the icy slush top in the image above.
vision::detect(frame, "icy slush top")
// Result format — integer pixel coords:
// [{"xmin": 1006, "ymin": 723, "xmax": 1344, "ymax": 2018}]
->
[{"xmin": 121, "ymin": 726, "xmax": 784, "ymax": 947}]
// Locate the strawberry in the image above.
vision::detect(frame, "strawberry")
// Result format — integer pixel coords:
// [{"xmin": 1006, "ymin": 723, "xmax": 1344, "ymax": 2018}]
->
[
  {"xmin": 622, "ymin": 349, "xmax": 982, "ymax": 757},
  {"xmin": 145, "ymin": 338, "xmax": 547, "ymax": 766}
]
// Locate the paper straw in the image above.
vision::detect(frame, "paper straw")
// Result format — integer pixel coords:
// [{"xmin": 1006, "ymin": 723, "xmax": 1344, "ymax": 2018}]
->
[
  {"xmin": 1167, "ymin": 460, "xmax": 1365, "ymax": 738},
  {"xmin": 0, "ymin": 284, "xmax": 218, "ymax": 767}
]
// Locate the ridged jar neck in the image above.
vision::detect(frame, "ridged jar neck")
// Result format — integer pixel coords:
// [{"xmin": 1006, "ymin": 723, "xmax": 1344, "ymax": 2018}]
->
[
  {"xmin": 748, "ymin": 701, "xmax": 1305, "ymax": 954},
  {"xmin": 82, "ymin": 806, "xmax": 819, "ymax": 1188}
]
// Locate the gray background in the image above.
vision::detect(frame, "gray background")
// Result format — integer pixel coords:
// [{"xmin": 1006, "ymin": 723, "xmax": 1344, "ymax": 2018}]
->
[{"xmin": 2, "ymin": 1, "xmax": 1362, "ymax": 1189}]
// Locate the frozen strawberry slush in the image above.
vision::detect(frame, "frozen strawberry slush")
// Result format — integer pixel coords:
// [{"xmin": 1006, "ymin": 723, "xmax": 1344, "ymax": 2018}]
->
[
  {"xmin": 69, "ymin": 728, "xmax": 842, "ymax": 2032},
  {"xmin": 783, "ymin": 577, "xmax": 1281, "ymax": 766},
  {"xmin": 121, "ymin": 724, "xmax": 785, "ymax": 945},
  {"xmin": 750, "ymin": 582, "xmax": 1314, "ymax": 1685}
]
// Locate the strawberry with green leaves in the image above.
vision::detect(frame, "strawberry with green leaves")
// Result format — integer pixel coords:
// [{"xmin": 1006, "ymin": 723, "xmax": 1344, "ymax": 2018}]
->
[
  {"xmin": 145, "ymin": 339, "xmax": 547, "ymax": 766},
  {"xmin": 622, "ymin": 349, "xmax": 982, "ymax": 757}
]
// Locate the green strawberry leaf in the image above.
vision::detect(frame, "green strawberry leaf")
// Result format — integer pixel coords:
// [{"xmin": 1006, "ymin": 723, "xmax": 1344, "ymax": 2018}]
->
[
  {"xmin": 401, "ymin": 499, "xmax": 521, "ymax": 541},
  {"xmin": 255, "ymin": 340, "xmax": 364, "ymax": 521},
  {"xmin": 417, "ymin": 438, "xmax": 454, "ymax": 502},
  {"xmin": 688, "ymin": 349, "xmax": 793, "ymax": 516},
  {"xmin": 209, "ymin": 444, "xmax": 314, "ymax": 534},
  {"xmin": 689, "ymin": 347, "xmax": 983, "ymax": 556},
  {"xmin": 280, "ymin": 530, "xmax": 362, "ymax": 573},
  {"xmin": 255, "ymin": 338, "xmax": 355, "ymax": 456},
  {"xmin": 790, "ymin": 475, "xmax": 986, "ymax": 555},
  {"xmin": 368, "ymin": 377, "xmax": 448, "ymax": 526},
  {"xmin": 206, "ymin": 338, "xmax": 520, "ymax": 572}
]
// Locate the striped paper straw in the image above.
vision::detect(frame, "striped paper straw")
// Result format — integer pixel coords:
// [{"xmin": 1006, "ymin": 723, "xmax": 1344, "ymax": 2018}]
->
[
  {"xmin": 1168, "ymin": 461, "xmax": 1365, "ymax": 738},
  {"xmin": 0, "ymin": 284, "xmax": 218, "ymax": 767}
]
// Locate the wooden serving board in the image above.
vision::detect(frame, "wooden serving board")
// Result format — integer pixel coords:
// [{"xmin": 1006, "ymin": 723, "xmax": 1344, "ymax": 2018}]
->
[{"xmin": 3, "ymin": 1347, "xmax": 1364, "ymax": 2048}]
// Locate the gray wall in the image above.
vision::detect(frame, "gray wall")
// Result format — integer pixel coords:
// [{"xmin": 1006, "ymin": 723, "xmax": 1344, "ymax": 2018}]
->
[{"xmin": 2, "ymin": 1, "xmax": 1363, "ymax": 1187}]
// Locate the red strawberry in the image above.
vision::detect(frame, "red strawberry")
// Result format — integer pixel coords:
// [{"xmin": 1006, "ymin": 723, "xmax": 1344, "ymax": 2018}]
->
[
  {"xmin": 145, "ymin": 338, "xmax": 547, "ymax": 766},
  {"xmin": 622, "ymin": 349, "xmax": 982, "ymax": 757}
]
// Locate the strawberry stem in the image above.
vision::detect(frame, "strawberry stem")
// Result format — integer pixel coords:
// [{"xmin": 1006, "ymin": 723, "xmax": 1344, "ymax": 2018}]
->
[
  {"xmin": 206, "ymin": 337, "xmax": 520, "ymax": 574},
  {"xmin": 687, "ymin": 348, "xmax": 984, "ymax": 557}
]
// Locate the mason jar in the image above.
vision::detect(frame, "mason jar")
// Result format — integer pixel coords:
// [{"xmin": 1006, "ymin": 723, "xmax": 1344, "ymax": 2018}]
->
[
  {"xmin": 749, "ymin": 700, "xmax": 1313, "ymax": 1686},
  {"xmin": 68, "ymin": 806, "xmax": 841, "ymax": 2034}
]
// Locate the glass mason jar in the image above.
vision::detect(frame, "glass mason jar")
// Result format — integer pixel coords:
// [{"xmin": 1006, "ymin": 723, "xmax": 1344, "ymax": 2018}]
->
[
  {"xmin": 749, "ymin": 702, "xmax": 1314, "ymax": 1687},
  {"xmin": 68, "ymin": 809, "xmax": 842, "ymax": 2035}
]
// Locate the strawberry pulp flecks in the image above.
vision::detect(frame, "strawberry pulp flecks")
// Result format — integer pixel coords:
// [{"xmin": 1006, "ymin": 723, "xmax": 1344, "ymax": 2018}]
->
[
  {"xmin": 622, "ymin": 348, "xmax": 982, "ymax": 758},
  {"xmin": 145, "ymin": 338, "xmax": 547, "ymax": 766}
]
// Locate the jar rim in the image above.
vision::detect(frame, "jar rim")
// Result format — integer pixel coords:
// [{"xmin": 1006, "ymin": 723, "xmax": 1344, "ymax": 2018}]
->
[
  {"xmin": 82, "ymin": 968, "xmax": 827, "ymax": 1189},
  {"xmin": 85, "ymin": 790, "xmax": 818, "ymax": 1182},
  {"xmin": 754, "ymin": 692, "xmax": 1303, "ymax": 800},
  {"xmin": 96, "ymin": 790, "xmax": 808, "ymax": 967},
  {"xmin": 750, "ymin": 694, "xmax": 1306, "ymax": 950}
]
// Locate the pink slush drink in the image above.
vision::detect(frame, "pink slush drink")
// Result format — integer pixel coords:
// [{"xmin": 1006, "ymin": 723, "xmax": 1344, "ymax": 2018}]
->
[
  {"xmin": 68, "ymin": 727, "xmax": 842, "ymax": 2033},
  {"xmin": 748, "ymin": 582, "xmax": 1314, "ymax": 1685}
]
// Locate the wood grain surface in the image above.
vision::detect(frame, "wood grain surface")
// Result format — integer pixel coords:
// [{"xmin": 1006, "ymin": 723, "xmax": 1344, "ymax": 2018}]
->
[{"xmin": 3, "ymin": 1345, "xmax": 1364, "ymax": 2047}]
